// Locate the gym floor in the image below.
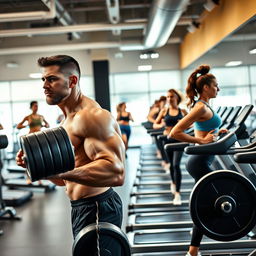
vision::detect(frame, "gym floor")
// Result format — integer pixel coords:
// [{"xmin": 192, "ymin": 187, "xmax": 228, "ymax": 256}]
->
[{"xmin": 0, "ymin": 148, "xmax": 140, "ymax": 256}]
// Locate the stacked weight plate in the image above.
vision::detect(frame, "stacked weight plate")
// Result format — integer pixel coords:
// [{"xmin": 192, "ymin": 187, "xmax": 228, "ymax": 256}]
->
[{"xmin": 20, "ymin": 126, "xmax": 75, "ymax": 181}]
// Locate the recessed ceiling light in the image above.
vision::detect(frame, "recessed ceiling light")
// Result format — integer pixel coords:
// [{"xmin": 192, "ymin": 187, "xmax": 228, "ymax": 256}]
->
[
  {"xmin": 225, "ymin": 61, "xmax": 242, "ymax": 67},
  {"xmin": 29, "ymin": 73, "xmax": 42, "ymax": 79},
  {"xmin": 138, "ymin": 65, "xmax": 152, "ymax": 71},
  {"xmin": 114, "ymin": 52, "xmax": 123, "ymax": 58},
  {"xmin": 140, "ymin": 53, "xmax": 149, "ymax": 59},
  {"xmin": 6, "ymin": 62, "xmax": 19, "ymax": 68},
  {"xmin": 249, "ymin": 48, "xmax": 256, "ymax": 54},
  {"xmin": 150, "ymin": 53, "xmax": 159, "ymax": 59}
]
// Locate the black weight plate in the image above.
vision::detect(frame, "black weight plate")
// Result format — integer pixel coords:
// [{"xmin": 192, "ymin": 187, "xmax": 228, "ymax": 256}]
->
[
  {"xmin": 58, "ymin": 127, "xmax": 75, "ymax": 171},
  {"xmin": 0, "ymin": 135, "xmax": 8, "ymax": 149},
  {"xmin": 52, "ymin": 128, "xmax": 70, "ymax": 173},
  {"xmin": 190, "ymin": 170, "xmax": 256, "ymax": 241},
  {"xmin": 73, "ymin": 222, "xmax": 131, "ymax": 256},
  {"xmin": 43, "ymin": 129, "xmax": 63, "ymax": 174},
  {"xmin": 26, "ymin": 133, "xmax": 46, "ymax": 181},
  {"xmin": 20, "ymin": 136, "xmax": 36, "ymax": 181},
  {"xmin": 35, "ymin": 132, "xmax": 55, "ymax": 177}
]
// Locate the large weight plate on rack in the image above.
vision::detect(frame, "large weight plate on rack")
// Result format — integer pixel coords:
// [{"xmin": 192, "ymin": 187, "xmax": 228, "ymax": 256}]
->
[
  {"xmin": 190, "ymin": 170, "xmax": 256, "ymax": 241},
  {"xmin": 73, "ymin": 222, "xmax": 131, "ymax": 256}
]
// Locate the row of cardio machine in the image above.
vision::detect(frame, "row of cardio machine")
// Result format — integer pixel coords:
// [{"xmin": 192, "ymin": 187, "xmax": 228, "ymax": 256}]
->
[{"xmin": 126, "ymin": 104, "xmax": 256, "ymax": 256}]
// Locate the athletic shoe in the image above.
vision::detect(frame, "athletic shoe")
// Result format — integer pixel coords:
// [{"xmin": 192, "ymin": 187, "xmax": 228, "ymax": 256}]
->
[
  {"xmin": 173, "ymin": 193, "xmax": 182, "ymax": 205},
  {"xmin": 185, "ymin": 252, "xmax": 201, "ymax": 256}
]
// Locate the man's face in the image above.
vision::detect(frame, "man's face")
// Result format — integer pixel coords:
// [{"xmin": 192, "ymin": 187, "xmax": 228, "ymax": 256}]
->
[{"xmin": 41, "ymin": 65, "xmax": 70, "ymax": 105}]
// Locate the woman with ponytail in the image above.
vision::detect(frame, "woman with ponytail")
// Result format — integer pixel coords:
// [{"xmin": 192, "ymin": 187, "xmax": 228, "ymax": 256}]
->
[{"xmin": 170, "ymin": 65, "xmax": 227, "ymax": 256}]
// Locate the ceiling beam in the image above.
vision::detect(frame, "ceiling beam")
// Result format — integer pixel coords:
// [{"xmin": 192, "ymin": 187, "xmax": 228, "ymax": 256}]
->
[{"xmin": 0, "ymin": 22, "xmax": 145, "ymax": 37}]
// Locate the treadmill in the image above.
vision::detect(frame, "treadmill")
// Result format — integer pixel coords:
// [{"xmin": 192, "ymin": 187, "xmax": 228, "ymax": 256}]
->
[
  {"xmin": 127, "ymin": 113, "xmax": 244, "ymax": 231},
  {"xmin": 127, "ymin": 115, "xmax": 256, "ymax": 254},
  {"xmin": 4, "ymin": 164, "xmax": 56, "ymax": 192}
]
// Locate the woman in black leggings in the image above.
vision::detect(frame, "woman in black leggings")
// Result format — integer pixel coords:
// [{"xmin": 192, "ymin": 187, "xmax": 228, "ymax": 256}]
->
[
  {"xmin": 153, "ymin": 89, "xmax": 187, "ymax": 205},
  {"xmin": 170, "ymin": 65, "xmax": 227, "ymax": 256}
]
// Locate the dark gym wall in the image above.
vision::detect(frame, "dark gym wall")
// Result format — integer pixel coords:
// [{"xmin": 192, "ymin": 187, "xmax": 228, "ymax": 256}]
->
[{"xmin": 92, "ymin": 60, "xmax": 111, "ymax": 111}]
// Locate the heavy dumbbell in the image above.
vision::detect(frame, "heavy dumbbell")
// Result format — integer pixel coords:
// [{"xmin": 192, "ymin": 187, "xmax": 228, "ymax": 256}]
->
[
  {"xmin": 20, "ymin": 126, "xmax": 75, "ymax": 182},
  {"xmin": 190, "ymin": 170, "xmax": 256, "ymax": 241}
]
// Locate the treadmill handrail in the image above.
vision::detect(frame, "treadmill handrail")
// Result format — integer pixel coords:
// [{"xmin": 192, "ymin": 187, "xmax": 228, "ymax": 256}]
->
[
  {"xmin": 226, "ymin": 140, "xmax": 256, "ymax": 154},
  {"xmin": 165, "ymin": 142, "xmax": 191, "ymax": 152},
  {"xmin": 234, "ymin": 151, "xmax": 256, "ymax": 163},
  {"xmin": 184, "ymin": 132, "xmax": 237, "ymax": 155}
]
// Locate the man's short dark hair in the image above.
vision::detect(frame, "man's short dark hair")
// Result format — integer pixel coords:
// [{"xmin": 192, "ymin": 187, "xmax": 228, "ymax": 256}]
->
[{"xmin": 37, "ymin": 55, "xmax": 81, "ymax": 78}]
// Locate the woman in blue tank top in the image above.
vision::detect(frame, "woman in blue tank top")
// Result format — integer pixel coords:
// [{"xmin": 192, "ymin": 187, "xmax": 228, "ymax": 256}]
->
[{"xmin": 170, "ymin": 65, "xmax": 227, "ymax": 256}]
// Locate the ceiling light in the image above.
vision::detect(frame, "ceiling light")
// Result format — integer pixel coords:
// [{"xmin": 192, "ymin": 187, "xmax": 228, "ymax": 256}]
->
[
  {"xmin": 249, "ymin": 48, "xmax": 256, "ymax": 54},
  {"xmin": 120, "ymin": 45, "xmax": 145, "ymax": 51},
  {"xmin": 6, "ymin": 62, "xmax": 19, "ymax": 68},
  {"xmin": 225, "ymin": 61, "xmax": 242, "ymax": 67},
  {"xmin": 138, "ymin": 65, "xmax": 152, "ymax": 71},
  {"xmin": 140, "ymin": 53, "xmax": 149, "ymax": 59},
  {"xmin": 29, "ymin": 73, "xmax": 42, "ymax": 79},
  {"xmin": 114, "ymin": 52, "xmax": 123, "ymax": 58},
  {"xmin": 139, "ymin": 51, "xmax": 159, "ymax": 59},
  {"xmin": 150, "ymin": 53, "xmax": 159, "ymax": 59}
]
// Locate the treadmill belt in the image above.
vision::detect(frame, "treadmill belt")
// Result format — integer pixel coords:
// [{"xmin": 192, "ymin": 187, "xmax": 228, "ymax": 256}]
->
[
  {"xmin": 139, "ymin": 173, "xmax": 191, "ymax": 181},
  {"xmin": 134, "ymin": 230, "xmax": 192, "ymax": 244},
  {"xmin": 134, "ymin": 230, "xmax": 249, "ymax": 244},
  {"xmin": 140, "ymin": 167, "xmax": 164, "ymax": 171},
  {"xmin": 135, "ymin": 193, "xmax": 190, "ymax": 203},
  {"xmin": 137, "ymin": 183, "xmax": 193, "ymax": 192},
  {"xmin": 136, "ymin": 212, "xmax": 191, "ymax": 223},
  {"xmin": 140, "ymin": 170, "xmax": 167, "ymax": 174},
  {"xmin": 139, "ymin": 176, "xmax": 171, "ymax": 182}
]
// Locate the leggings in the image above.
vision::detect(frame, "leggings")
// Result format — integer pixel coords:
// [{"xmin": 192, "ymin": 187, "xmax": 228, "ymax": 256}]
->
[
  {"xmin": 158, "ymin": 135, "xmax": 183, "ymax": 192},
  {"xmin": 186, "ymin": 154, "xmax": 215, "ymax": 247}
]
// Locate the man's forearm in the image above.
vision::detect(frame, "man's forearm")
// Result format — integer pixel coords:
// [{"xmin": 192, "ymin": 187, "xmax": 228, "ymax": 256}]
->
[{"xmin": 58, "ymin": 159, "xmax": 124, "ymax": 187}]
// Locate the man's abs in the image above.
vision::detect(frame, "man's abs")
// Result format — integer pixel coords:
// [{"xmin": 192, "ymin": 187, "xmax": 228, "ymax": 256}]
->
[{"xmin": 65, "ymin": 181, "xmax": 110, "ymax": 200}]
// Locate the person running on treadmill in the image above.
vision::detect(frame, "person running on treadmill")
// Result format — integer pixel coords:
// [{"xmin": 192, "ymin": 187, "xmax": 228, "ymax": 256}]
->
[
  {"xmin": 170, "ymin": 65, "xmax": 227, "ymax": 256},
  {"xmin": 16, "ymin": 101, "xmax": 49, "ymax": 184},
  {"xmin": 145, "ymin": 96, "xmax": 166, "ymax": 129},
  {"xmin": 153, "ymin": 89, "xmax": 187, "ymax": 205}
]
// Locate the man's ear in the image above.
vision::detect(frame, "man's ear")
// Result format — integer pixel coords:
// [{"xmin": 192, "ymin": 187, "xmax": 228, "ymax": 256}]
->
[{"xmin": 69, "ymin": 75, "xmax": 78, "ymax": 88}]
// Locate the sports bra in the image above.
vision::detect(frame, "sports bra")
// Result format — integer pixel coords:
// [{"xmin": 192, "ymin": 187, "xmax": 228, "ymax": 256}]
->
[
  {"xmin": 29, "ymin": 116, "xmax": 43, "ymax": 128},
  {"xmin": 164, "ymin": 108, "xmax": 183, "ymax": 127},
  {"xmin": 194, "ymin": 100, "xmax": 222, "ymax": 132},
  {"xmin": 119, "ymin": 114, "xmax": 130, "ymax": 122}
]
